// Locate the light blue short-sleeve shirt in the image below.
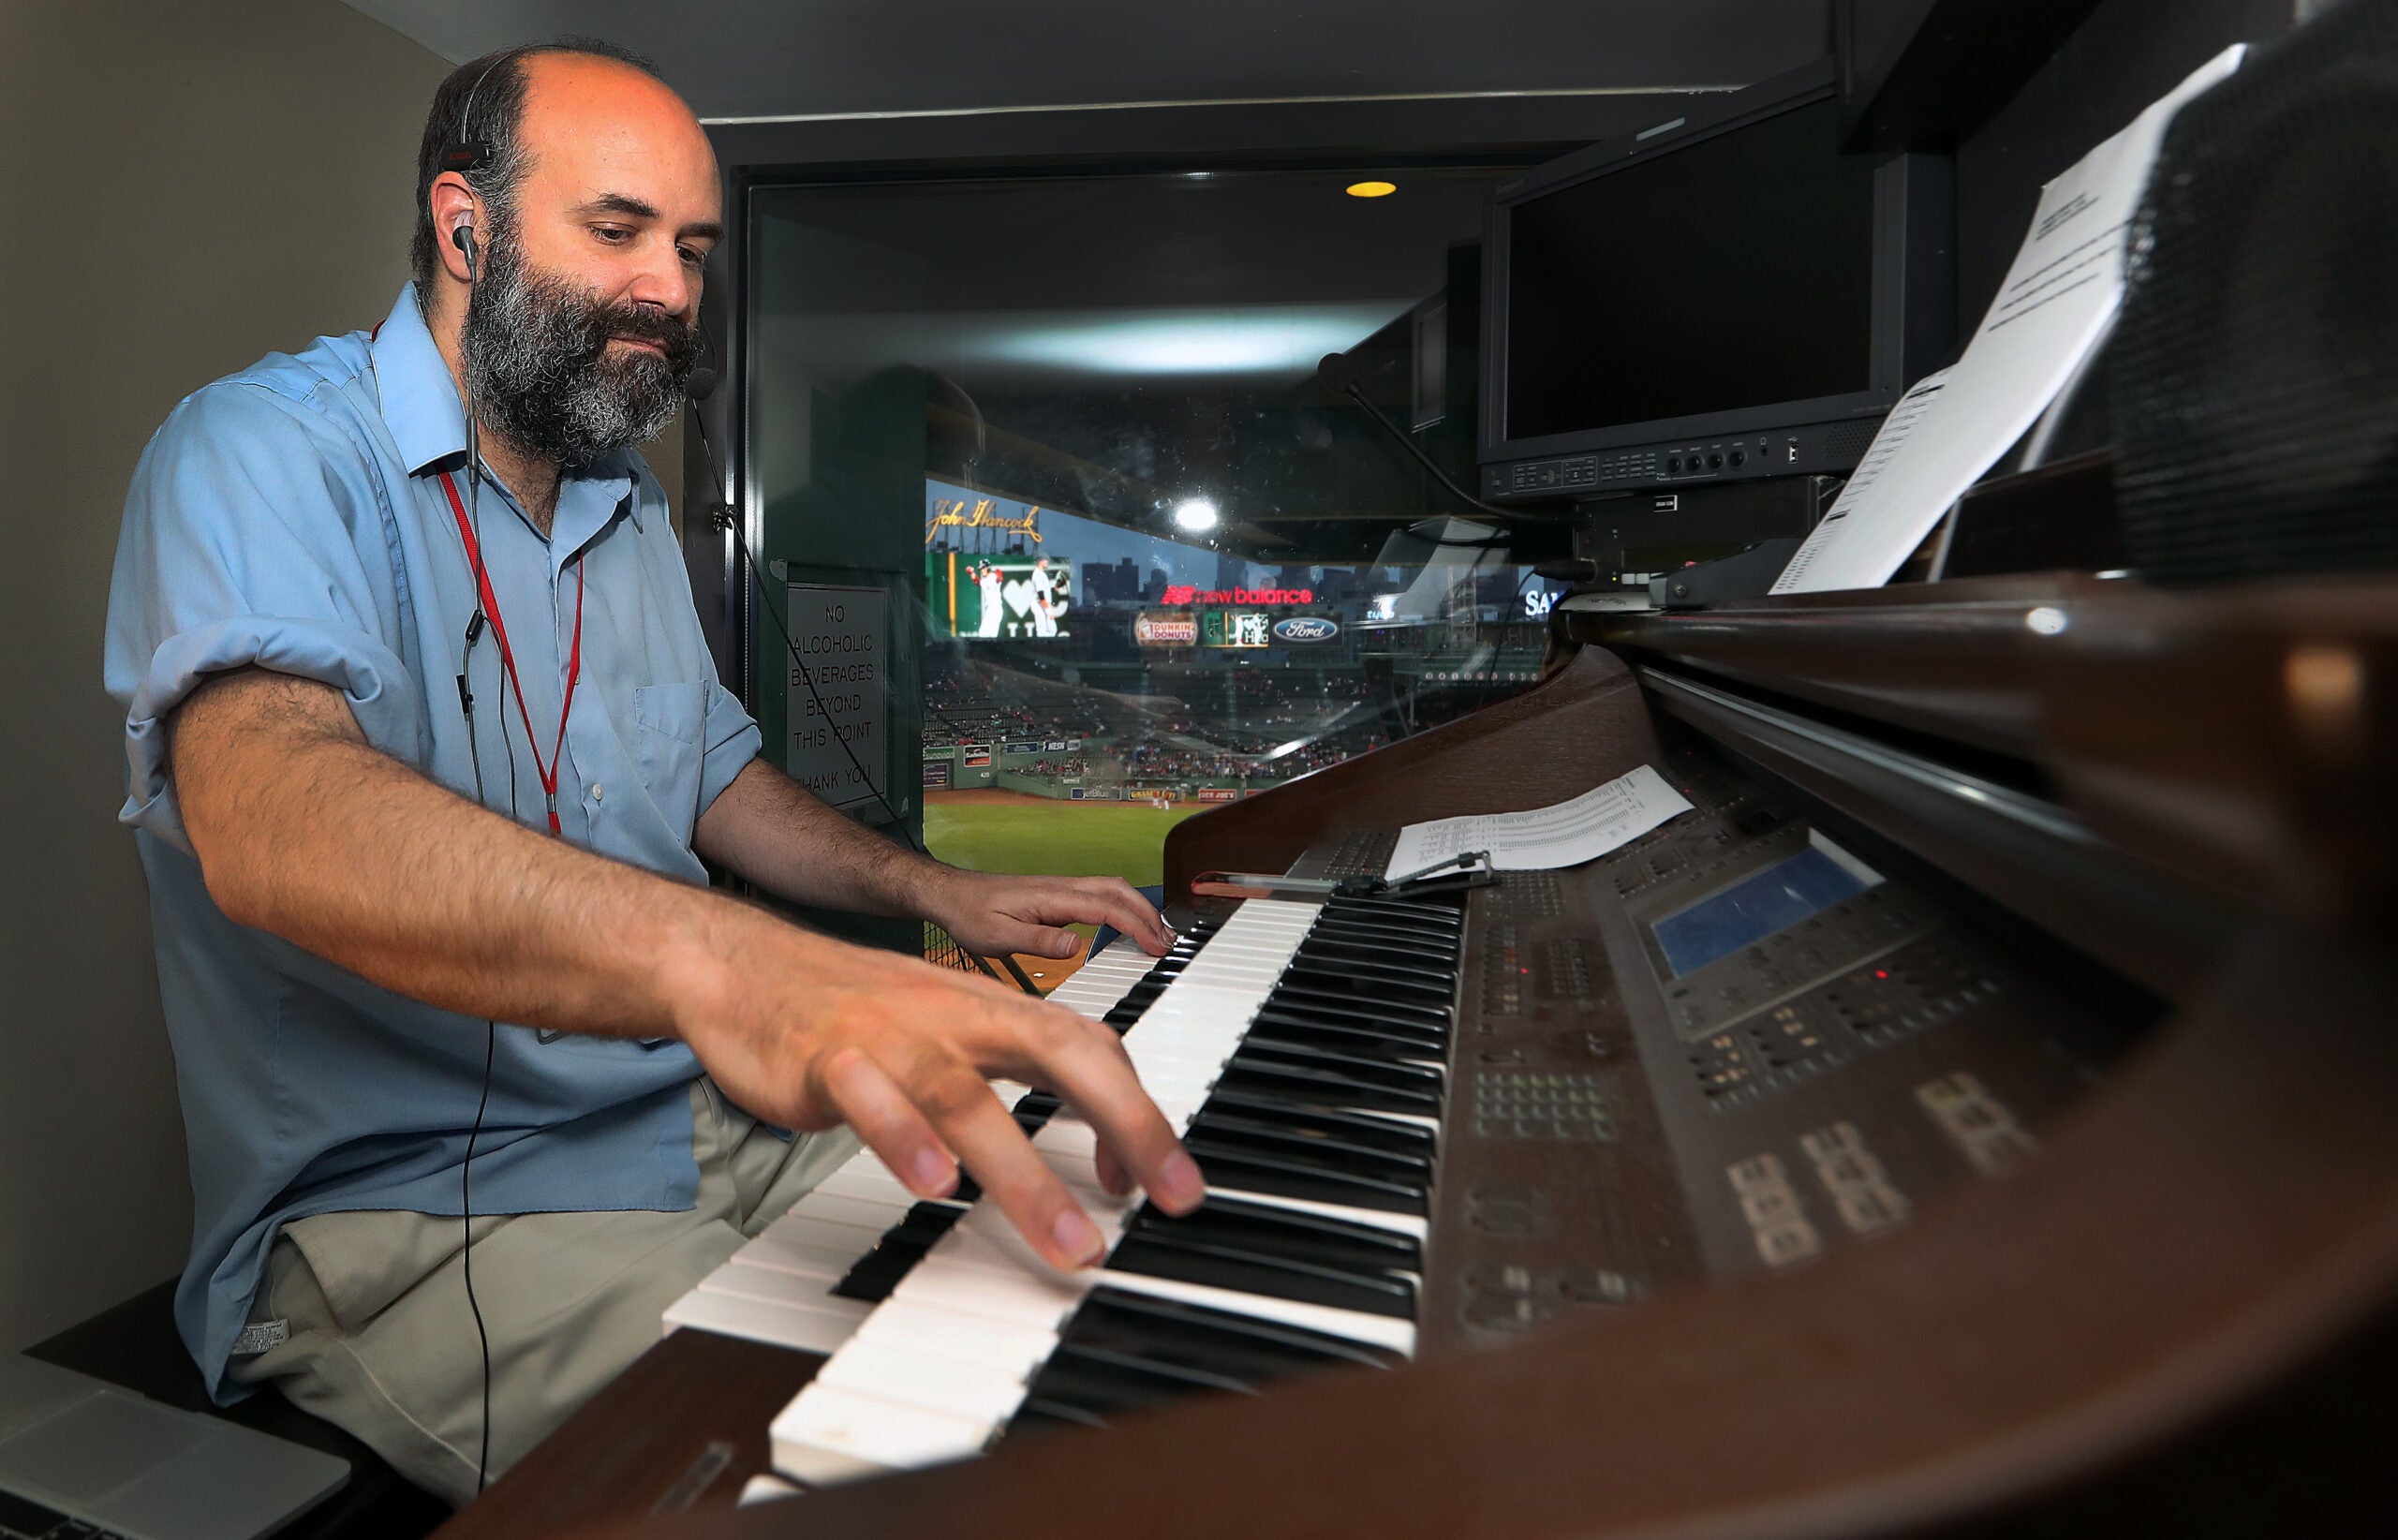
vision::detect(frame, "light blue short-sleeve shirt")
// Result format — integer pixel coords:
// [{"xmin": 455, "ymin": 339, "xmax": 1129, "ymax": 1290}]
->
[{"xmin": 103, "ymin": 286, "xmax": 762, "ymax": 1401}]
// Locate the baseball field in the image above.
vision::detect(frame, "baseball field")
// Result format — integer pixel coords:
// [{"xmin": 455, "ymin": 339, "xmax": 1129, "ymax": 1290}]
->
[{"xmin": 923, "ymin": 788, "xmax": 1206, "ymax": 889}]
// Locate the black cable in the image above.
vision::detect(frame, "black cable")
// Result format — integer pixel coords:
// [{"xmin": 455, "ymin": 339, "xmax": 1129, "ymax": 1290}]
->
[
  {"xmin": 460, "ymin": 1021, "xmax": 496, "ymax": 1495},
  {"xmin": 454, "ymin": 227, "xmax": 498, "ymax": 1499}
]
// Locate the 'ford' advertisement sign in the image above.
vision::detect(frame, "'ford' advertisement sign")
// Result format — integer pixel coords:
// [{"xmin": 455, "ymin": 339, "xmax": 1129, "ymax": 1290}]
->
[{"xmin": 1272, "ymin": 616, "xmax": 1340, "ymax": 643}]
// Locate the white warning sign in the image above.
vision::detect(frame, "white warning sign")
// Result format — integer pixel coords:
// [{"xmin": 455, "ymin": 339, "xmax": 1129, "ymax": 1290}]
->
[{"xmin": 784, "ymin": 583, "xmax": 888, "ymax": 814}]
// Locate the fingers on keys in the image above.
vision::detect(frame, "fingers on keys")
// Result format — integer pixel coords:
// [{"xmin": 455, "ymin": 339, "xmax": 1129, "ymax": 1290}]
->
[
  {"xmin": 1079, "ymin": 876, "xmax": 1177, "ymax": 955},
  {"xmin": 1007, "ymin": 1001, "xmax": 1204, "ymax": 1218},
  {"xmin": 825, "ymin": 990, "xmax": 1201, "ymax": 1272},
  {"xmin": 820, "ymin": 1047, "xmax": 958, "ymax": 1200}
]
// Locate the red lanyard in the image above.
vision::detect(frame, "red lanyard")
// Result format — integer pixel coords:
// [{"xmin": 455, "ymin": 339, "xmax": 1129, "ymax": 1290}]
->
[{"xmin": 438, "ymin": 470, "xmax": 584, "ymax": 835}]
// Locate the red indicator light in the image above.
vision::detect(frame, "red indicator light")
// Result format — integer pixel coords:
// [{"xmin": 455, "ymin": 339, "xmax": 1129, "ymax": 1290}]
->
[{"xmin": 1874, "ymin": 969, "xmax": 1888, "ymax": 980}]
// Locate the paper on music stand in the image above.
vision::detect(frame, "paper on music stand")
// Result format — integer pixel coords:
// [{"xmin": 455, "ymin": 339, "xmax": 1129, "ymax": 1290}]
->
[
  {"xmin": 1384, "ymin": 763, "xmax": 1694, "ymax": 879},
  {"xmin": 1770, "ymin": 44, "xmax": 2245, "ymax": 595}
]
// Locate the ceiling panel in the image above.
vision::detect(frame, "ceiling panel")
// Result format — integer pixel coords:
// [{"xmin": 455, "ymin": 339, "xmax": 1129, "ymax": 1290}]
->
[{"xmin": 335, "ymin": 0, "xmax": 1827, "ymax": 123}]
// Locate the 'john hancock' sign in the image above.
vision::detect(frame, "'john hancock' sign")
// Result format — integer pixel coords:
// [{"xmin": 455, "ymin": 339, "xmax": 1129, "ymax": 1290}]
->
[{"xmin": 785, "ymin": 583, "xmax": 889, "ymax": 815}]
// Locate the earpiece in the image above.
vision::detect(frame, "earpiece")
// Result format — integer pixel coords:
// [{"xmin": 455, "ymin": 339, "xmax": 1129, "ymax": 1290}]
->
[{"xmin": 451, "ymin": 223, "xmax": 479, "ymax": 278}]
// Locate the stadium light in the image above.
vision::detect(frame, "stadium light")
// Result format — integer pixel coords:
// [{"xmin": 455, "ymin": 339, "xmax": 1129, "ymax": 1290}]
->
[{"xmin": 1173, "ymin": 498, "xmax": 1221, "ymax": 533}]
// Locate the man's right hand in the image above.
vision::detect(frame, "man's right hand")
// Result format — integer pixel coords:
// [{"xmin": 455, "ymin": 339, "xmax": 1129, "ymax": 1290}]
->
[
  {"xmin": 666, "ymin": 918, "xmax": 1204, "ymax": 1269},
  {"xmin": 173, "ymin": 668, "xmax": 1200, "ymax": 1278}
]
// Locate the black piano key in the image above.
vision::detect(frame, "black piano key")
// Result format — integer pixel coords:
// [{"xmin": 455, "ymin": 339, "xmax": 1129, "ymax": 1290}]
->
[
  {"xmin": 1183, "ymin": 1110, "xmax": 1434, "ymax": 1182},
  {"xmin": 1322, "ymin": 899, "xmax": 1463, "ymax": 930},
  {"xmin": 1208, "ymin": 1079, "xmax": 1428, "ymax": 1151},
  {"xmin": 1244, "ymin": 1022, "xmax": 1443, "ymax": 1066},
  {"xmin": 1168, "ymin": 1141, "xmax": 1428, "ymax": 1214},
  {"xmin": 1251, "ymin": 1003, "xmax": 1448, "ymax": 1053},
  {"xmin": 1244, "ymin": 1017, "xmax": 1447, "ymax": 1066},
  {"xmin": 1277, "ymin": 964, "xmax": 1457, "ymax": 1008},
  {"xmin": 1058, "ymin": 1342, "xmax": 1261, "ymax": 1399},
  {"xmin": 1292, "ymin": 938, "xmax": 1461, "ymax": 978},
  {"xmin": 829, "ymin": 1257, "xmax": 917, "ymax": 1302},
  {"xmin": 1234, "ymin": 1039, "xmax": 1445, "ymax": 1094},
  {"xmin": 1310, "ymin": 913, "xmax": 1462, "ymax": 948},
  {"xmin": 1130, "ymin": 1195, "xmax": 1422, "ymax": 1276},
  {"xmin": 1106, "ymin": 1232, "xmax": 1417, "ymax": 1318},
  {"xmin": 829, "ymin": 1202, "xmax": 966, "ymax": 1301},
  {"xmin": 1218, "ymin": 1057, "xmax": 1445, "ymax": 1119},
  {"xmin": 1265, "ymin": 981, "xmax": 1452, "ymax": 1029},
  {"xmin": 1021, "ymin": 1348, "xmax": 1237, "ymax": 1417},
  {"xmin": 1194, "ymin": 1093, "xmax": 1439, "ymax": 1159},
  {"xmin": 1313, "ymin": 911, "xmax": 1458, "ymax": 950},
  {"xmin": 1066, "ymin": 1285, "xmax": 1403, "ymax": 1376},
  {"xmin": 1010, "ymin": 1397, "xmax": 1112, "ymax": 1436}
]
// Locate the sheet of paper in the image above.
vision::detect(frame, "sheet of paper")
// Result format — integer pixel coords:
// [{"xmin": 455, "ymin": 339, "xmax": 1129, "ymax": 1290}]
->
[
  {"xmin": 1771, "ymin": 44, "xmax": 2245, "ymax": 595},
  {"xmin": 1384, "ymin": 763, "xmax": 1694, "ymax": 879}
]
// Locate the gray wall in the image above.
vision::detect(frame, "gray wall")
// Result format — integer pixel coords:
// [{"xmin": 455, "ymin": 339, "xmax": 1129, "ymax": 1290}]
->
[
  {"xmin": 0, "ymin": 1, "xmax": 692, "ymax": 1354},
  {"xmin": 0, "ymin": 0, "xmax": 452, "ymax": 1352}
]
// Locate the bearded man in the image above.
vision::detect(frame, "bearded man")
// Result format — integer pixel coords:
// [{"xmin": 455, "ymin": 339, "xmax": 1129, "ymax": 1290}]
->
[{"xmin": 102, "ymin": 39, "xmax": 1194, "ymax": 1505}]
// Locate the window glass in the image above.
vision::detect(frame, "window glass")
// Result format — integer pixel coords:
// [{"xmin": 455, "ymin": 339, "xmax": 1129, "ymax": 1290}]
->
[{"xmin": 748, "ymin": 167, "xmax": 1570, "ymax": 919}]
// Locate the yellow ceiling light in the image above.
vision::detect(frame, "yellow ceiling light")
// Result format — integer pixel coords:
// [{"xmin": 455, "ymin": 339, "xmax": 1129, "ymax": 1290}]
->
[{"xmin": 1346, "ymin": 180, "xmax": 1398, "ymax": 199}]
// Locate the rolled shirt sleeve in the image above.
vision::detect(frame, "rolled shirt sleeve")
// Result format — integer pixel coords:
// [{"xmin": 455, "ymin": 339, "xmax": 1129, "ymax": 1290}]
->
[
  {"xmin": 696, "ymin": 678, "xmax": 762, "ymax": 815},
  {"xmin": 105, "ymin": 381, "xmax": 425, "ymax": 854}
]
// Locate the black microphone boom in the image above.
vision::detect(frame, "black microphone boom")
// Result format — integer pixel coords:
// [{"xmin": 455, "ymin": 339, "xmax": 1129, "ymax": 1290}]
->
[{"xmin": 1312, "ymin": 351, "xmax": 1572, "ymax": 526}]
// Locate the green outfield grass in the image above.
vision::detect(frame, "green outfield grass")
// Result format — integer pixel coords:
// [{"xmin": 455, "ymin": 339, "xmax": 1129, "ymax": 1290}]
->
[{"xmin": 924, "ymin": 798, "xmax": 1206, "ymax": 889}]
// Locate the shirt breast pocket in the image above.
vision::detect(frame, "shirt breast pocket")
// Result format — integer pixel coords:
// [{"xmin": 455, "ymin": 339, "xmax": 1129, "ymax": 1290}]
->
[{"xmin": 631, "ymin": 681, "xmax": 708, "ymax": 841}]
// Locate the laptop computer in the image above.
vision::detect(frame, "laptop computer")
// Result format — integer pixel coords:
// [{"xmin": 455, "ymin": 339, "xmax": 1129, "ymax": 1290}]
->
[{"xmin": 0, "ymin": 1354, "xmax": 346, "ymax": 1540}]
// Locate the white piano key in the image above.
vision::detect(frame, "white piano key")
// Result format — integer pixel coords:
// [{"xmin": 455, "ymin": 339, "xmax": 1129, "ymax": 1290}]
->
[
  {"xmin": 702, "ymin": 1258, "xmax": 853, "ymax": 1310},
  {"xmin": 771, "ymin": 1212, "xmax": 893, "ymax": 1251},
  {"xmin": 1048, "ymin": 963, "xmax": 1146, "ymax": 1008},
  {"xmin": 816, "ymin": 1340, "xmax": 1036, "ymax": 1426},
  {"xmin": 813, "ymin": 1168, "xmax": 931, "ymax": 1208},
  {"xmin": 752, "ymin": 888, "xmax": 1447, "ymax": 1474},
  {"xmin": 855, "ymin": 1298, "xmax": 1062, "ymax": 1376},
  {"xmin": 890, "ymin": 1253, "xmax": 1088, "ymax": 1328},
  {"xmin": 771, "ymin": 1384, "xmax": 991, "ymax": 1486},
  {"xmin": 1088, "ymin": 1269, "xmax": 1416, "ymax": 1357},
  {"xmin": 954, "ymin": 1202, "xmax": 1132, "ymax": 1265},
  {"xmin": 1198, "ymin": 1185, "xmax": 1431, "ymax": 1242},
  {"xmin": 1149, "ymin": 1094, "xmax": 1212, "ymax": 1130},
  {"xmin": 801, "ymin": 1192, "xmax": 920, "ymax": 1230},
  {"xmin": 663, "ymin": 1284, "xmax": 870, "ymax": 1355},
  {"xmin": 1029, "ymin": 1118, "xmax": 1099, "ymax": 1159},
  {"xmin": 736, "ymin": 1228, "xmax": 865, "ymax": 1282},
  {"xmin": 1125, "ymin": 1044, "xmax": 1221, "ymax": 1083},
  {"xmin": 737, "ymin": 1473, "xmax": 801, "ymax": 1505}
]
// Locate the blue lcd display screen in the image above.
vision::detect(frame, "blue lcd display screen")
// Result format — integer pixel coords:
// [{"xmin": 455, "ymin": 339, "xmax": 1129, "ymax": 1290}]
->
[{"xmin": 1652, "ymin": 846, "xmax": 1871, "ymax": 978}]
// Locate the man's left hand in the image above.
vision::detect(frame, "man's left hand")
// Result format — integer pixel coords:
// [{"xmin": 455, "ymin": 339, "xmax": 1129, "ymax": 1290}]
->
[{"xmin": 926, "ymin": 869, "xmax": 1176, "ymax": 961}]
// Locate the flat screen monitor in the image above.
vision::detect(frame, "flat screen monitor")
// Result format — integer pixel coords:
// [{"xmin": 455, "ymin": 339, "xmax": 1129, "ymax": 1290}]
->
[{"xmin": 1479, "ymin": 63, "xmax": 1952, "ymax": 501}]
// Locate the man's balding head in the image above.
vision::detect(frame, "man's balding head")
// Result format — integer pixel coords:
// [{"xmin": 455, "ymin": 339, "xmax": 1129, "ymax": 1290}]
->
[
  {"xmin": 409, "ymin": 38, "xmax": 721, "ymax": 471},
  {"xmin": 410, "ymin": 39, "xmax": 709, "ymax": 308}
]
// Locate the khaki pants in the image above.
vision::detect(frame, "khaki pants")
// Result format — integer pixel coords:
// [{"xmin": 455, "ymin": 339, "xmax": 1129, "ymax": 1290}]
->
[{"xmin": 229, "ymin": 1080, "xmax": 856, "ymax": 1506}]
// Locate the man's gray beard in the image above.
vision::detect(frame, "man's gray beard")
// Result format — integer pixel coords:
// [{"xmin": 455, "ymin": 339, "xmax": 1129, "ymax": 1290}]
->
[{"xmin": 461, "ymin": 229, "xmax": 692, "ymax": 470}]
